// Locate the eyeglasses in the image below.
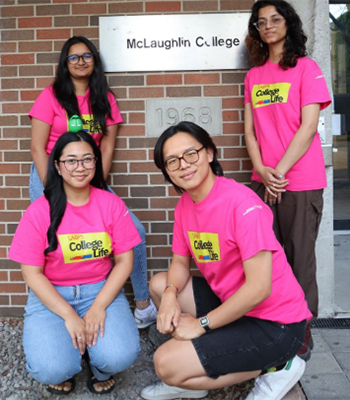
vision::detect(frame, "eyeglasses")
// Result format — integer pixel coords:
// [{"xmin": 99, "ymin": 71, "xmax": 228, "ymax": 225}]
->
[
  {"xmin": 164, "ymin": 147, "xmax": 205, "ymax": 171},
  {"xmin": 67, "ymin": 53, "xmax": 94, "ymax": 65},
  {"xmin": 253, "ymin": 16, "xmax": 284, "ymax": 31},
  {"xmin": 59, "ymin": 157, "xmax": 96, "ymax": 172}
]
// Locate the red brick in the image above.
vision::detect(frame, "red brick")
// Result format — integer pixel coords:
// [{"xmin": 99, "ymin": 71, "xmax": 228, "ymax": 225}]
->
[
  {"xmin": 3, "ymin": 128, "xmax": 31, "ymax": 138},
  {"xmin": 184, "ymin": 73, "xmax": 220, "ymax": 85},
  {"xmin": 72, "ymin": 3, "xmax": 106, "ymax": 14},
  {"xmin": 4, "ymin": 151, "xmax": 32, "ymax": 162},
  {"xmin": 224, "ymin": 147, "xmax": 249, "ymax": 158},
  {"xmin": 0, "ymin": 272, "xmax": 8, "ymax": 281},
  {"xmin": 118, "ymin": 125, "xmax": 145, "ymax": 137},
  {"xmin": 5, "ymin": 176, "xmax": 31, "ymax": 186},
  {"xmin": 0, "ymin": 42, "xmax": 16, "ymax": 53},
  {"xmin": 147, "ymin": 74, "xmax": 183, "ymax": 86},
  {"xmin": 9, "ymin": 271, "xmax": 23, "ymax": 282},
  {"xmin": 72, "ymin": 27, "xmax": 99, "ymax": 38},
  {"xmin": 2, "ymin": 30, "xmax": 34, "ymax": 41},
  {"xmin": 242, "ymin": 159, "xmax": 253, "ymax": 171},
  {"xmin": 0, "ymin": 296, "xmax": 9, "ymax": 306},
  {"xmin": 0, "ymin": 116, "xmax": 18, "ymax": 126},
  {"xmin": 166, "ymin": 87, "xmax": 201, "ymax": 97},
  {"xmin": 20, "ymin": 90, "xmax": 44, "ymax": 101},
  {"xmin": 36, "ymin": 77, "xmax": 55, "ymax": 88},
  {"xmin": 129, "ymin": 113, "xmax": 145, "ymax": 124},
  {"xmin": 204, "ymin": 85, "xmax": 239, "ymax": 96},
  {"xmin": 152, "ymin": 247, "xmax": 173, "ymax": 257},
  {"xmin": 37, "ymin": 29, "xmax": 71, "ymax": 40},
  {"xmin": 220, "ymin": 159, "xmax": 240, "ymax": 172},
  {"xmin": 223, "ymin": 122, "xmax": 244, "ymax": 134},
  {"xmin": 0, "ymin": 65, "xmax": 17, "ymax": 77},
  {"xmin": 36, "ymin": 4, "xmax": 70, "ymax": 15},
  {"xmin": 130, "ymin": 162, "xmax": 158, "ymax": 173},
  {"xmin": 7, "ymin": 199, "xmax": 30, "ymax": 210},
  {"xmin": 0, "ymin": 249, "xmax": 7, "ymax": 258},
  {"xmin": 0, "ymin": 164, "xmax": 20, "ymax": 174},
  {"xmin": 129, "ymin": 87, "xmax": 165, "ymax": 99},
  {"xmin": 2, "ymin": 78, "xmax": 34, "ymax": 89},
  {"xmin": 108, "ymin": 2, "xmax": 143, "ymax": 13},
  {"xmin": 223, "ymin": 110, "xmax": 240, "ymax": 122},
  {"xmin": 18, "ymin": 16, "xmax": 52, "ymax": 28},
  {"xmin": 1, "ymin": 6, "xmax": 34, "ymax": 17},
  {"xmin": 19, "ymin": 41, "xmax": 53, "ymax": 52},
  {"xmin": 150, "ymin": 198, "xmax": 179, "ymax": 209},
  {"xmin": 2, "ymin": 103, "xmax": 33, "ymax": 114},
  {"xmin": 117, "ymin": 100, "xmax": 145, "ymax": 112},
  {"xmin": 0, "ymin": 283, "xmax": 27, "ymax": 293},
  {"xmin": 221, "ymin": 0, "xmax": 254, "ymax": 11},
  {"xmin": 146, "ymin": 1, "xmax": 181, "ymax": 12},
  {"xmin": 0, "ymin": 17, "xmax": 16, "ymax": 29},
  {"xmin": 183, "ymin": 1, "xmax": 218, "ymax": 11},
  {"xmin": 1, "ymin": 54, "xmax": 34, "ymax": 65},
  {"xmin": 53, "ymin": 0, "xmax": 85, "ymax": 3},
  {"xmin": 0, "ymin": 188, "xmax": 21, "ymax": 198},
  {"xmin": 0, "ymin": 91, "xmax": 19, "ymax": 102},
  {"xmin": 54, "ymin": 16, "xmax": 88, "ymax": 27},
  {"xmin": 11, "ymin": 295, "xmax": 28, "ymax": 306},
  {"xmin": 222, "ymin": 97, "xmax": 244, "ymax": 109}
]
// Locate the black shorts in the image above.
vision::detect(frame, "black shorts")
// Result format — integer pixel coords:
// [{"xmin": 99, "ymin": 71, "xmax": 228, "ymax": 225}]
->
[{"xmin": 191, "ymin": 276, "xmax": 306, "ymax": 379}]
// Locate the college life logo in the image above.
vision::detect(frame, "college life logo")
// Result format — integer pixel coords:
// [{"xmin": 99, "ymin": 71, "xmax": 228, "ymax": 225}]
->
[
  {"xmin": 58, "ymin": 232, "xmax": 111, "ymax": 264},
  {"xmin": 187, "ymin": 231, "xmax": 221, "ymax": 263},
  {"xmin": 252, "ymin": 83, "xmax": 291, "ymax": 109}
]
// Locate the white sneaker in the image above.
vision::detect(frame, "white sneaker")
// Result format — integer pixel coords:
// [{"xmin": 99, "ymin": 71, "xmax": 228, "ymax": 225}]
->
[
  {"xmin": 134, "ymin": 299, "xmax": 158, "ymax": 329},
  {"xmin": 246, "ymin": 356, "xmax": 306, "ymax": 400},
  {"xmin": 141, "ymin": 382, "xmax": 208, "ymax": 400}
]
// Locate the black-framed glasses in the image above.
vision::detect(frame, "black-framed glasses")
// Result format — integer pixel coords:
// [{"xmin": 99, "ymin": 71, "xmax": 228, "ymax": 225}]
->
[
  {"xmin": 164, "ymin": 147, "xmax": 205, "ymax": 171},
  {"xmin": 253, "ymin": 16, "xmax": 284, "ymax": 31},
  {"xmin": 67, "ymin": 53, "xmax": 94, "ymax": 65},
  {"xmin": 59, "ymin": 157, "xmax": 96, "ymax": 172}
]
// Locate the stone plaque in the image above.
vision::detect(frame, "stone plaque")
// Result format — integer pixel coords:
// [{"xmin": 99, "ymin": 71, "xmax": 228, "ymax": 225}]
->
[{"xmin": 146, "ymin": 98, "xmax": 222, "ymax": 137}]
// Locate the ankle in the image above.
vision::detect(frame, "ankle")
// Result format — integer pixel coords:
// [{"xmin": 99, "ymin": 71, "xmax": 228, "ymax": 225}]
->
[{"xmin": 135, "ymin": 298, "xmax": 151, "ymax": 310}]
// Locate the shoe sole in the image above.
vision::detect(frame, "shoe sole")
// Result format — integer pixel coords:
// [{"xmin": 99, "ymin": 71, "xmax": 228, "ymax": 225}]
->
[
  {"xmin": 141, "ymin": 389, "xmax": 208, "ymax": 400},
  {"xmin": 136, "ymin": 320, "xmax": 156, "ymax": 329},
  {"xmin": 275, "ymin": 357, "xmax": 306, "ymax": 400}
]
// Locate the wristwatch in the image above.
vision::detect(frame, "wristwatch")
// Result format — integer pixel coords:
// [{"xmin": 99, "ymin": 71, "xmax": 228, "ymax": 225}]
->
[{"xmin": 199, "ymin": 316, "xmax": 211, "ymax": 333}]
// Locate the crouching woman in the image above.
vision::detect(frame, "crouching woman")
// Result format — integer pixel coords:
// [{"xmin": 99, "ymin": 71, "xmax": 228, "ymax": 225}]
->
[{"xmin": 8, "ymin": 131, "xmax": 140, "ymax": 395}]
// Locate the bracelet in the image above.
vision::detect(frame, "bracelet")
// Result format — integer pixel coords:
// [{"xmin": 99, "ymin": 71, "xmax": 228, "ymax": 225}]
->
[{"xmin": 164, "ymin": 284, "xmax": 180, "ymax": 297}]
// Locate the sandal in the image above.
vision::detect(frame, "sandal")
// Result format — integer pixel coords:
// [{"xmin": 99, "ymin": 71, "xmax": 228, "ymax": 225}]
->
[
  {"xmin": 47, "ymin": 377, "xmax": 76, "ymax": 395},
  {"xmin": 83, "ymin": 352, "xmax": 115, "ymax": 395}
]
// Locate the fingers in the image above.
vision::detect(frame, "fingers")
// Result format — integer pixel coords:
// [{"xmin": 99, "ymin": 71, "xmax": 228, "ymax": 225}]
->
[
  {"xmin": 74, "ymin": 334, "xmax": 86, "ymax": 355},
  {"xmin": 85, "ymin": 325, "xmax": 100, "ymax": 348}
]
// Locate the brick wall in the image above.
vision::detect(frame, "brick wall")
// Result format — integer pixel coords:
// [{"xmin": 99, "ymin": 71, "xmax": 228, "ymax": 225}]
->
[{"xmin": 0, "ymin": 0, "xmax": 254, "ymax": 317}]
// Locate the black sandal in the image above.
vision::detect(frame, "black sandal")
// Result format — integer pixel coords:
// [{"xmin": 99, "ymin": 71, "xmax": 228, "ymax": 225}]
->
[
  {"xmin": 47, "ymin": 377, "xmax": 76, "ymax": 395},
  {"xmin": 83, "ymin": 352, "xmax": 115, "ymax": 395}
]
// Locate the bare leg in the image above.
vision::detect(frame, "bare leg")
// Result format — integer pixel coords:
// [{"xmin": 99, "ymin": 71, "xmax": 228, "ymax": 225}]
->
[
  {"xmin": 154, "ymin": 338, "xmax": 260, "ymax": 390},
  {"xmin": 135, "ymin": 299, "xmax": 150, "ymax": 310}
]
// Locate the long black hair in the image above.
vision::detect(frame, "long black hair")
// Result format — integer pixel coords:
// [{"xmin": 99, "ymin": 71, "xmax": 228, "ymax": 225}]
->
[
  {"xmin": 154, "ymin": 121, "xmax": 224, "ymax": 194},
  {"xmin": 53, "ymin": 36, "xmax": 112, "ymax": 134},
  {"xmin": 245, "ymin": 0, "xmax": 307, "ymax": 69},
  {"xmin": 44, "ymin": 130, "xmax": 107, "ymax": 255}
]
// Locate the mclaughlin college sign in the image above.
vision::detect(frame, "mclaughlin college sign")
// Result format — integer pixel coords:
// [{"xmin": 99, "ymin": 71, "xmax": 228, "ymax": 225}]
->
[{"xmin": 99, "ymin": 13, "xmax": 251, "ymax": 72}]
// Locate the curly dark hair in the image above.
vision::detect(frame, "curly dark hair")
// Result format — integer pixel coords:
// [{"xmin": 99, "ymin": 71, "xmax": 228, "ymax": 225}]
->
[
  {"xmin": 44, "ymin": 130, "xmax": 107, "ymax": 255},
  {"xmin": 154, "ymin": 121, "xmax": 224, "ymax": 194},
  {"xmin": 245, "ymin": 0, "xmax": 307, "ymax": 69},
  {"xmin": 53, "ymin": 36, "xmax": 113, "ymax": 134}
]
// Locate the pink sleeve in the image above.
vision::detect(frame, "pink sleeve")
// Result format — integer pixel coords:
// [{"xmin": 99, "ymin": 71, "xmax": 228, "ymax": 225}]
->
[
  {"xmin": 172, "ymin": 200, "xmax": 192, "ymax": 257},
  {"xmin": 8, "ymin": 202, "xmax": 48, "ymax": 267},
  {"xmin": 28, "ymin": 86, "xmax": 55, "ymax": 126},
  {"xmin": 234, "ymin": 195, "xmax": 279, "ymax": 261},
  {"xmin": 107, "ymin": 91, "xmax": 123, "ymax": 126},
  {"xmin": 300, "ymin": 60, "xmax": 331, "ymax": 111},
  {"xmin": 244, "ymin": 72, "xmax": 252, "ymax": 104}
]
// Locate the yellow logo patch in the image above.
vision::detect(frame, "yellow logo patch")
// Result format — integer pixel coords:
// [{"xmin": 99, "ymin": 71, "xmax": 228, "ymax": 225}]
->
[
  {"xmin": 187, "ymin": 231, "xmax": 220, "ymax": 263},
  {"xmin": 58, "ymin": 232, "xmax": 111, "ymax": 264},
  {"xmin": 252, "ymin": 83, "xmax": 291, "ymax": 109}
]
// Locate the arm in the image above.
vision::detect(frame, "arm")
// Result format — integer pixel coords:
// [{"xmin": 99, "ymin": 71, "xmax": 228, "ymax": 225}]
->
[
  {"xmin": 83, "ymin": 249, "xmax": 133, "ymax": 347},
  {"xmin": 99, "ymin": 124, "xmax": 118, "ymax": 181},
  {"xmin": 172, "ymin": 250, "xmax": 272, "ymax": 340},
  {"xmin": 157, "ymin": 253, "xmax": 192, "ymax": 334},
  {"xmin": 30, "ymin": 118, "xmax": 51, "ymax": 185},
  {"xmin": 244, "ymin": 103, "xmax": 288, "ymax": 201},
  {"xmin": 275, "ymin": 103, "xmax": 321, "ymax": 176},
  {"xmin": 21, "ymin": 264, "xmax": 86, "ymax": 354}
]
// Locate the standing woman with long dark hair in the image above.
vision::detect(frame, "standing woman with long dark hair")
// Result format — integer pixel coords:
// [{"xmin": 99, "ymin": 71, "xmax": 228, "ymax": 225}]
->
[
  {"xmin": 28, "ymin": 36, "xmax": 157, "ymax": 328},
  {"xmin": 244, "ymin": 0, "xmax": 331, "ymax": 361},
  {"xmin": 9, "ymin": 131, "xmax": 140, "ymax": 395}
]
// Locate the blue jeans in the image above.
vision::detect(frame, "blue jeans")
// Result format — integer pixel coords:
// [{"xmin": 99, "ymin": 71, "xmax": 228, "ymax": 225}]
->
[
  {"xmin": 23, "ymin": 280, "xmax": 140, "ymax": 384},
  {"xmin": 29, "ymin": 163, "xmax": 150, "ymax": 301}
]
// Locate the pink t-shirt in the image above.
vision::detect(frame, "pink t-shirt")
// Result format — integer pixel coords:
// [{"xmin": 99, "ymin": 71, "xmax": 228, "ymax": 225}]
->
[
  {"xmin": 172, "ymin": 176, "xmax": 312, "ymax": 324},
  {"xmin": 28, "ymin": 86, "xmax": 123, "ymax": 155},
  {"xmin": 244, "ymin": 57, "xmax": 331, "ymax": 191},
  {"xmin": 8, "ymin": 186, "xmax": 141, "ymax": 286}
]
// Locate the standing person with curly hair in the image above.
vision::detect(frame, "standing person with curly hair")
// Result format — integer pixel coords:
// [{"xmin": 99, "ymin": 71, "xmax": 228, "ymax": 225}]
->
[
  {"xmin": 28, "ymin": 36, "xmax": 157, "ymax": 329},
  {"xmin": 244, "ymin": 0, "xmax": 331, "ymax": 361}
]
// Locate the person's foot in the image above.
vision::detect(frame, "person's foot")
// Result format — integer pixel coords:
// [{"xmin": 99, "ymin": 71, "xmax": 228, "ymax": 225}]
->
[
  {"xmin": 141, "ymin": 382, "xmax": 208, "ymax": 400},
  {"xmin": 297, "ymin": 324, "xmax": 313, "ymax": 361},
  {"xmin": 246, "ymin": 356, "xmax": 306, "ymax": 400},
  {"xmin": 47, "ymin": 378, "xmax": 76, "ymax": 395},
  {"xmin": 134, "ymin": 299, "xmax": 158, "ymax": 329},
  {"xmin": 87, "ymin": 375, "xmax": 115, "ymax": 394}
]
